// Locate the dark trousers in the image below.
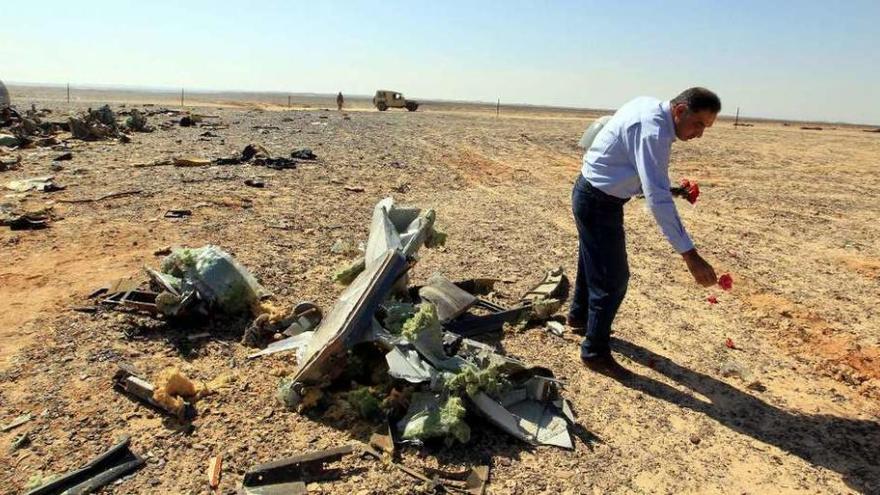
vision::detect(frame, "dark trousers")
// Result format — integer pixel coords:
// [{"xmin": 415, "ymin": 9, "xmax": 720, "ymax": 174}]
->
[{"xmin": 569, "ymin": 175, "xmax": 630, "ymax": 358}]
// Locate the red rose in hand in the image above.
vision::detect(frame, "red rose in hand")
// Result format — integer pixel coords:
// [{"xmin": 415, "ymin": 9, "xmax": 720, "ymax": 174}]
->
[
  {"xmin": 718, "ymin": 273, "xmax": 733, "ymax": 291},
  {"xmin": 672, "ymin": 179, "xmax": 700, "ymax": 204}
]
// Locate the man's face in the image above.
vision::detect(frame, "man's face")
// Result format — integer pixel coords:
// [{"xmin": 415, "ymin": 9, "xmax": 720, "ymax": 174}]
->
[{"xmin": 672, "ymin": 103, "xmax": 716, "ymax": 141}]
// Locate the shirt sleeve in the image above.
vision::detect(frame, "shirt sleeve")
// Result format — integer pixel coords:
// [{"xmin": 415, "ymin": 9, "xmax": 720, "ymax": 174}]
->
[{"xmin": 630, "ymin": 124, "xmax": 695, "ymax": 253}]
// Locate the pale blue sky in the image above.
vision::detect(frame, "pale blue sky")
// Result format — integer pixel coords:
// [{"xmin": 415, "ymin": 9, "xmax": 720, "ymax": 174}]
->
[{"xmin": 3, "ymin": 0, "xmax": 878, "ymax": 123}]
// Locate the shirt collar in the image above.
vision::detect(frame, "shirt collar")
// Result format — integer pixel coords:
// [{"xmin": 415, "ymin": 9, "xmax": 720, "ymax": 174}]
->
[{"xmin": 662, "ymin": 100, "xmax": 677, "ymax": 142}]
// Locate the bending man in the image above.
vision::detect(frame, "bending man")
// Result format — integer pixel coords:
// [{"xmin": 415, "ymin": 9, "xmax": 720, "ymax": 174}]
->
[{"xmin": 569, "ymin": 87, "xmax": 720, "ymax": 369}]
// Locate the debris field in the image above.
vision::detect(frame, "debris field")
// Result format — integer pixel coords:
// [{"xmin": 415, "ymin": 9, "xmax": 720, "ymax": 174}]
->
[{"xmin": 1, "ymin": 87, "xmax": 880, "ymax": 494}]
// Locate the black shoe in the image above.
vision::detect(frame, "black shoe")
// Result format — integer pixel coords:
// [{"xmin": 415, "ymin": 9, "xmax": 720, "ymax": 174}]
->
[{"xmin": 581, "ymin": 353, "xmax": 632, "ymax": 379}]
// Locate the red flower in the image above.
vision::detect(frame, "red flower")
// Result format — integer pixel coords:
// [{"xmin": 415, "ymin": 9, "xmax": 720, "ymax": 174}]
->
[
  {"xmin": 671, "ymin": 179, "xmax": 700, "ymax": 204},
  {"xmin": 707, "ymin": 295, "xmax": 718, "ymax": 304},
  {"xmin": 725, "ymin": 338, "xmax": 735, "ymax": 349},
  {"xmin": 718, "ymin": 273, "xmax": 733, "ymax": 291},
  {"xmin": 686, "ymin": 182, "xmax": 700, "ymax": 204}
]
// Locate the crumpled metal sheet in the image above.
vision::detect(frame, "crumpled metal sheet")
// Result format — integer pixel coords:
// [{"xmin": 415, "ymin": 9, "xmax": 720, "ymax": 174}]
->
[
  {"xmin": 278, "ymin": 250, "xmax": 407, "ymax": 407},
  {"xmin": 508, "ymin": 400, "xmax": 573, "ymax": 449},
  {"xmin": 248, "ymin": 331, "xmax": 315, "ymax": 360},
  {"xmin": 365, "ymin": 197, "xmax": 435, "ymax": 270},
  {"xmin": 469, "ymin": 379, "xmax": 574, "ymax": 449},
  {"xmin": 385, "ymin": 347, "xmax": 436, "ymax": 383},
  {"xmin": 418, "ymin": 273, "xmax": 477, "ymax": 322},
  {"xmin": 160, "ymin": 245, "xmax": 268, "ymax": 315}
]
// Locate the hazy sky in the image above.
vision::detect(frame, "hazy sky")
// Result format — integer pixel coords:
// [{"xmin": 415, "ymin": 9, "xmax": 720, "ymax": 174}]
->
[{"xmin": 3, "ymin": 0, "xmax": 878, "ymax": 123}]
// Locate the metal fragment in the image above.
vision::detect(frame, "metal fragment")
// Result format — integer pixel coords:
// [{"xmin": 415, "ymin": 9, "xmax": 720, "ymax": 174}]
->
[
  {"xmin": 418, "ymin": 273, "xmax": 477, "ymax": 322},
  {"xmin": 241, "ymin": 445, "xmax": 354, "ymax": 493},
  {"xmin": 278, "ymin": 250, "xmax": 407, "ymax": 408},
  {"xmin": 1, "ymin": 413, "xmax": 32, "ymax": 432},
  {"xmin": 113, "ymin": 363, "xmax": 194, "ymax": 421},
  {"xmin": 24, "ymin": 436, "xmax": 144, "ymax": 495}
]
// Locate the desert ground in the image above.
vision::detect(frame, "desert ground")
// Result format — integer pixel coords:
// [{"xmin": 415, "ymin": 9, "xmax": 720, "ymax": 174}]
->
[{"xmin": 1, "ymin": 85, "xmax": 879, "ymax": 494}]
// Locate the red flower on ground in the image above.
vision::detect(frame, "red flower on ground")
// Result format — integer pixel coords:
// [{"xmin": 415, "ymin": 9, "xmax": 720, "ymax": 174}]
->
[
  {"xmin": 718, "ymin": 273, "xmax": 733, "ymax": 291},
  {"xmin": 707, "ymin": 295, "xmax": 718, "ymax": 304},
  {"xmin": 725, "ymin": 338, "xmax": 736, "ymax": 349},
  {"xmin": 686, "ymin": 182, "xmax": 700, "ymax": 204}
]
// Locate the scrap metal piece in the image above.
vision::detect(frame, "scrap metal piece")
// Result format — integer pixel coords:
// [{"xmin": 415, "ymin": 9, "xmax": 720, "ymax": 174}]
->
[
  {"xmin": 242, "ymin": 481, "xmax": 306, "ymax": 495},
  {"xmin": 89, "ymin": 278, "xmax": 141, "ymax": 299},
  {"xmin": 248, "ymin": 301, "xmax": 323, "ymax": 361},
  {"xmin": 365, "ymin": 198, "xmax": 430, "ymax": 268},
  {"xmin": 422, "ymin": 465, "xmax": 490, "ymax": 494},
  {"xmin": 1, "ymin": 413, "xmax": 32, "ymax": 432},
  {"xmin": 241, "ymin": 445, "xmax": 354, "ymax": 493},
  {"xmin": 453, "ymin": 278, "xmax": 498, "ymax": 296},
  {"xmin": 278, "ymin": 250, "xmax": 407, "ymax": 408},
  {"xmin": 443, "ymin": 299, "xmax": 530, "ymax": 338},
  {"xmin": 418, "ymin": 273, "xmax": 477, "ymax": 322},
  {"xmin": 470, "ymin": 390, "xmax": 573, "ymax": 449},
  {"xmin": 24, "ymin": 436, "xmax": 144, "ymax": 495},
  {"xmin": 361, "ymin": 445, "xmax": 482, "ymax": 493},
  {"xmin": 113, "ymin": 363, "xmax": 195, "ymax": 421},
  {"xmin": 145, "ymin": 268, "xmax": 181, "ymax": 296},
  {"xmin": 520, "ymin": 267, "xmax": 569, "ymax": 303},
  {"xmin": 385, "ymin": 347, "xmax": 436, "ymax": 383},
  {"xmin": 247, "ymin": 331, "xmax": 314, "ymax": 360},
  {"xmin": 283, "ymin": 302, "xmax": 323, "ymax": 337},
  {"xmin": 546, "ymin": 321, "xmax": 565, "ymax": 337},
  {"xmin": 160, "ymin": 245, "xmax": 269, "ymax": 315},
  {"xmin": 101, "ymin": 289, "xmax": 159, "ymax": 315},
  {"xmin": 508, "ymin": 401, "xmax": 573, "ymax": 449}
]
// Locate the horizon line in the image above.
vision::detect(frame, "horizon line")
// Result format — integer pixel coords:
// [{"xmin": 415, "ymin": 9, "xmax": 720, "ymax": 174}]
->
[{"xmin": 5, "ymin": 80, "xmax": 877, "ymax": 127}]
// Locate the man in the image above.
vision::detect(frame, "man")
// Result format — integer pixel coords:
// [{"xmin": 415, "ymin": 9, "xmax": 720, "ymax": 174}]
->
[
  {"xmin": 569, "ymin": 87, "xmax": 720, "ymax": 369},
  {"xmin": 337, "ymin": 91, "xmax": 344, "ymax": 111}
]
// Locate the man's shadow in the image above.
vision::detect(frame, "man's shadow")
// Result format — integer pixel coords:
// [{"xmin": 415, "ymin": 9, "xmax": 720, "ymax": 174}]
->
[{"xmin": 609, "ymin": 337, "xmax": 880, "ymax": 494}]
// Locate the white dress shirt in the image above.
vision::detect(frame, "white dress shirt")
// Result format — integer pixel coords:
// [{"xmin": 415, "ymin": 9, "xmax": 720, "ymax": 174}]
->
[{"xmin": 581, "ymin": 97, "xmax": 694, "ymax": 253}]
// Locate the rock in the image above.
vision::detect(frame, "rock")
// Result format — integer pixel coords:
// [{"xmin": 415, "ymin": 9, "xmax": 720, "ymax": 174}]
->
[
  {"xmin": 689, "ymin": 434, "xmax": 701, "ymax": 445},
  {"xmin": 719, "ymin": 361, "xmax": 750, "ymax": 380}
]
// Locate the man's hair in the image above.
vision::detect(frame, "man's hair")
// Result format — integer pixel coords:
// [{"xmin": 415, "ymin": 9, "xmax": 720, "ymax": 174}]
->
[{"xmin": 671, "ymin": 87, "xmax": 721, "ymax": 114}]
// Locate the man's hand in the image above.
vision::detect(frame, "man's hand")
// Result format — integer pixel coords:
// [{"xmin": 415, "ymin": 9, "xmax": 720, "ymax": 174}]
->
[{"xmin": 682, "ymin": 249, "xmax": 717, "ymax": 287}]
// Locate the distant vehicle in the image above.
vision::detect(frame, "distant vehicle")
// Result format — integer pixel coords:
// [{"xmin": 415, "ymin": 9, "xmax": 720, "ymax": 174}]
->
[{"xmin": 372, "ymin": 90, "xmax": 419, "ymax": 112}]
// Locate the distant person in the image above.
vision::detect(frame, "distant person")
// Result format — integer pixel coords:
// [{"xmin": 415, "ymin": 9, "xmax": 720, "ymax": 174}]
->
[
  {"xmin": 570, "ymin": 87, "xmax": 721, "ymax": 371},
  {"xmin": 337, "ymin": 91, "xmax": 344, "ymax": 111}
]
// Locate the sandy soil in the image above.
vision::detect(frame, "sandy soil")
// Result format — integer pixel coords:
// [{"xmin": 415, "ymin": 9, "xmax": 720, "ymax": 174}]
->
[{"xmin": 1, "ymin": 86, "xmax": 879, "ymax": 494}]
